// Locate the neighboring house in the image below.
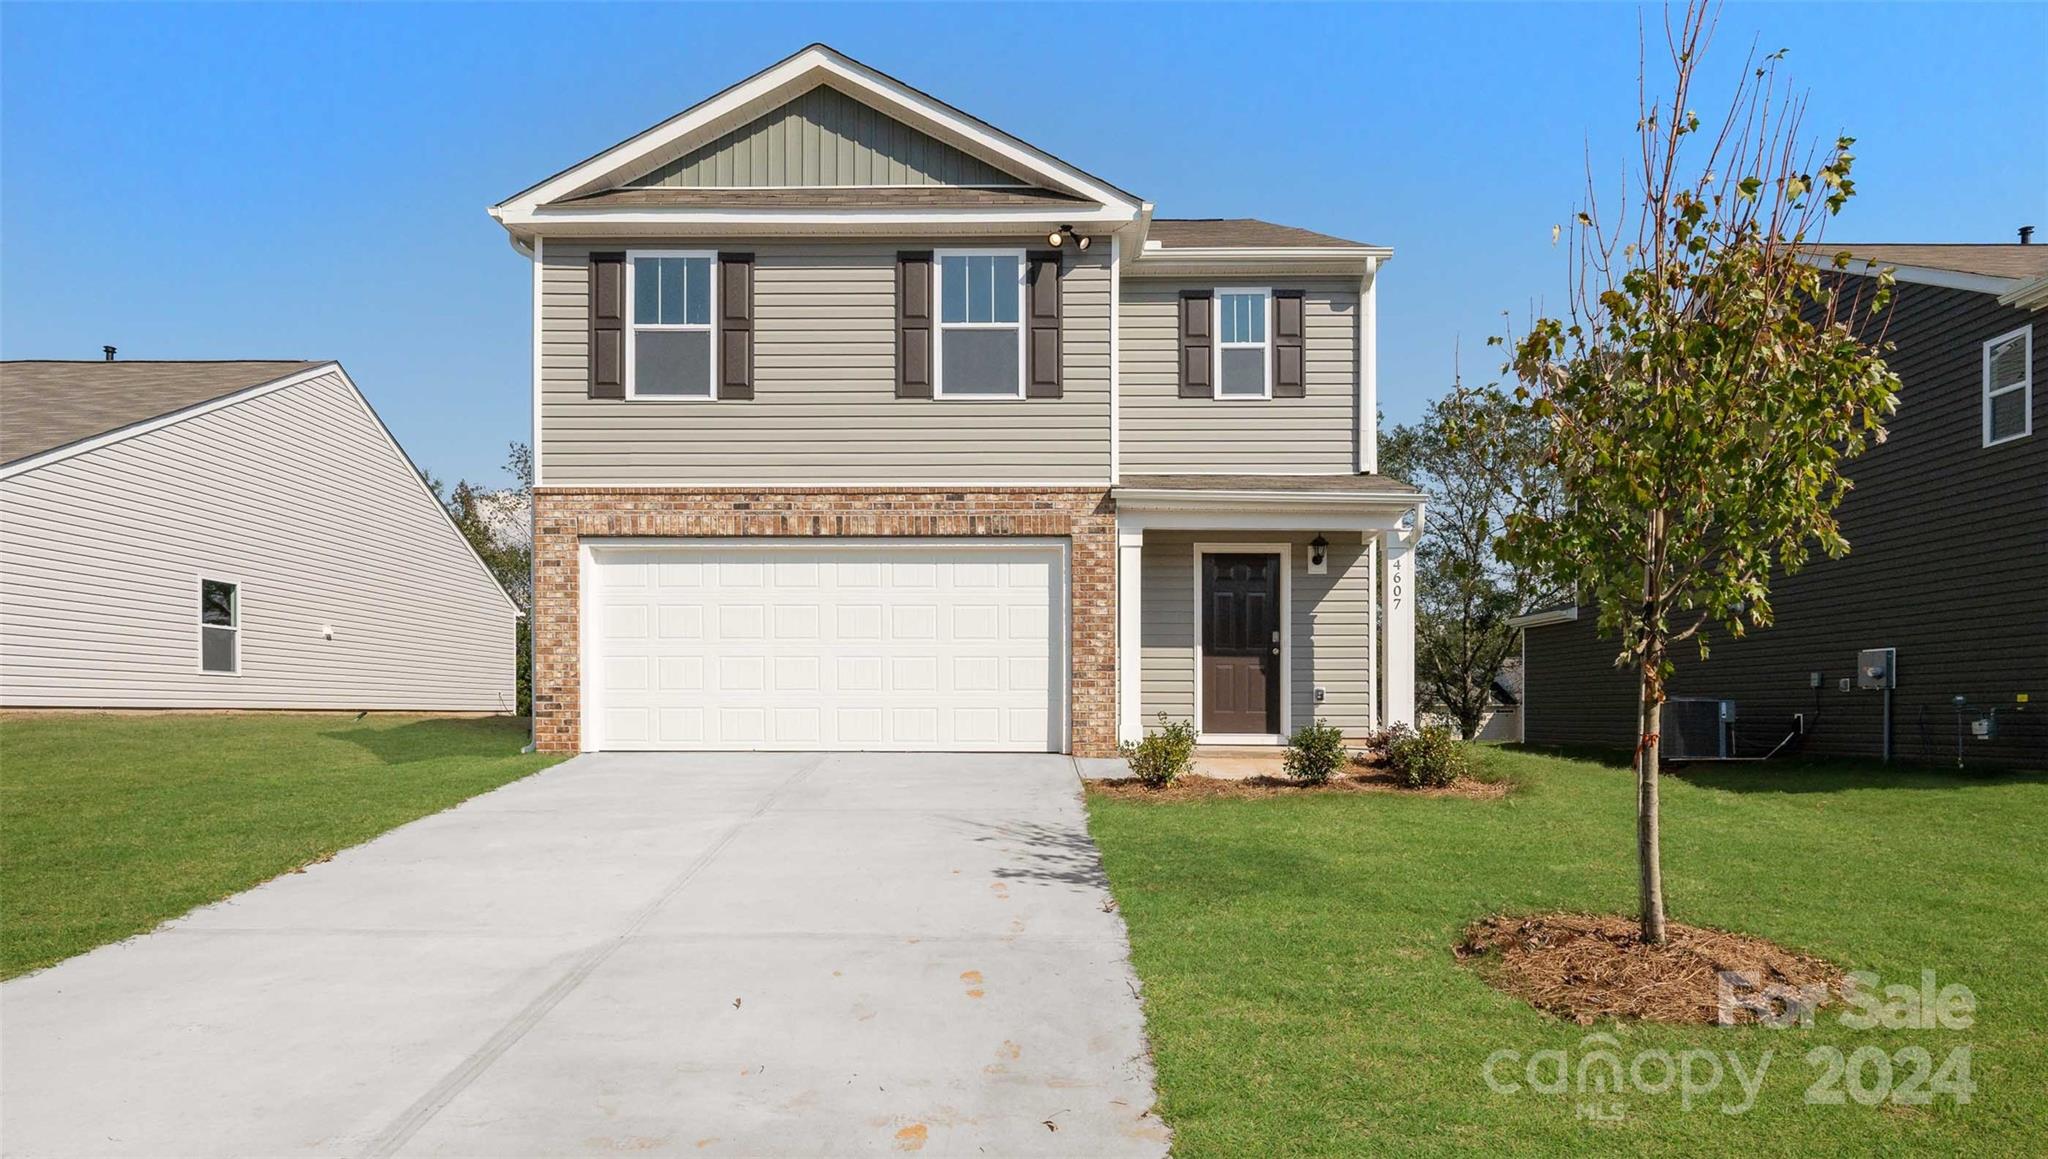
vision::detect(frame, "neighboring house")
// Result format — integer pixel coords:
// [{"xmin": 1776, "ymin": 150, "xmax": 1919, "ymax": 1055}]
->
[
  {"xmin": 1516, "ymin": 242, "xmax": 2047, "ymax": 766},
  {"xmin": 1422, "ymin": 663, "xmax": 1520, "ymax": 743},
  {"xmin": 0, "ymin": 360, "xmax": 521, "ymax": 711},
  {"xmin": 491, "ymin": 44, "xmax": 1425, "ymax": 755}
]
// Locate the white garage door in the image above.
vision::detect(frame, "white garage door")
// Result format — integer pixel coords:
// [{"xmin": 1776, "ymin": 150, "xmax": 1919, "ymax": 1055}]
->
[{"xmin": 587, "ymin": 540, "xmax": 1066, "ymax": 752}]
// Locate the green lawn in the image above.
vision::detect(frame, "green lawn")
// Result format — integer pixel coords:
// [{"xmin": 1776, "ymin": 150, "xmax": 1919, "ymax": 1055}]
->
[
  {"xmin": 0, "ymin": 712, "xmax": 560, "ymax": 979},
  {"xmin": 1087, "ymin": 748, "xmax": 2048, "ymax": 1156}
]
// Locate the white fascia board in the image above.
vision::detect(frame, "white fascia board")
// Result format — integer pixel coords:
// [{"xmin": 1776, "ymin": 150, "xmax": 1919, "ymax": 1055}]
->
[
  {"xmin": 1124, "ymin": 246, "xmax": 1393, "ymax": 280},
  {"xmin": 1999, "ymin": 274, "xmax": 2048, "ymax": 311},
  {"xmin": 1118, "ymin": 508, "xmax": 1411, "ymax": 534},
  {"xmin": 1114, "ymin": 488, "xmax": 1423, "ymax": 508},
  {"xmin": 497, "ymin": 205, "xmax": 1138, "ymax": 231},
  {"xmin": 493, "ymin": 45, "xmax": 1142, "ymax": 222},
  {"xmin": 1507, "ymin": 606, "xmax": 1580, "ymax": 629},
  {"xmin": 1797, "ymin": 252, "xmax": 2022, "ymax": 297}
]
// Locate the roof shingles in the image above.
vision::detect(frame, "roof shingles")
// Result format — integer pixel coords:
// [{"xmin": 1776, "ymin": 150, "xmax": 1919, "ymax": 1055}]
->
[{"xmin": 0, "ymin": 361, "xmax": 325, "ymax": 466}]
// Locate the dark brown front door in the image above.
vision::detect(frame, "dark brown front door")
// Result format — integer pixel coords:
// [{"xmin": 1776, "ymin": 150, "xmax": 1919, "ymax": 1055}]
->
[{"xmin": 1202, "ymin": 553, "xmax": 1281, "ymax": 735}]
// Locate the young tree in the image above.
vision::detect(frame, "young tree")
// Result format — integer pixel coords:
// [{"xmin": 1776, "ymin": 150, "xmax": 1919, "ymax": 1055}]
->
[
  {"xmin": 1488, "ymin": 2, "xmax": 1900, "ymax": 943},
  {"xmin": 1383, "ymin": 386, "xmax": 1563, "ymax": 738}
]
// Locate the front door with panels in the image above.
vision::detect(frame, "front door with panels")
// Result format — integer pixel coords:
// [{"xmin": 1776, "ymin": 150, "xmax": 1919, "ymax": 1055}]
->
[{"xmin": 1201, "ymin": 552, "xmax": 1281, "ymax": 736}]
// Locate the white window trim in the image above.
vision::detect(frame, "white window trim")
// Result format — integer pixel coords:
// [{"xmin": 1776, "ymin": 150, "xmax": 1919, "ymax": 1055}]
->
[
  {"xmin": 1983, "ymin": 324, "xmax": 2033, "ymax": 447},
  {"xmin": 1190, "ymin": 542, "xmax": 1292, "ymax": 745},
  {"xmin": 624, "ymin": 249, "xmax": 719, "ymax": 402},
  {"xmin": 933, "ymin": 248, "xmax": 1027, "ymax": 400},
  {"xmin": 1213, "ymin": 286, "xmax": 1273, "ymax": 400},
  {"xmin": 196, "ymin": 573, "xmax": 241, "ymax": 677}
]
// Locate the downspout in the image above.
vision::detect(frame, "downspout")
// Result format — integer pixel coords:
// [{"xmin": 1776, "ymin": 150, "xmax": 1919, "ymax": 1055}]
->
[
  {"xmin": 516, "ymin": 232, "xmax": 540, "ymax": 753},
  {"xmin": 1359, "ymin": 256, "xmax": 1379, "ymax": 474}
]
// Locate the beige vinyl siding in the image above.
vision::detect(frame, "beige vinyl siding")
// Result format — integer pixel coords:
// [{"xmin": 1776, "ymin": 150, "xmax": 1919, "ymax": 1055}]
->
[
  {"xmin": 540, "ymin": 241, "xmax": 1111, "ymax": 484},
  {"xmin": 1119, "ymin": 278, "xmax": 1358, "ymax": 472},
  {"xmin": 1138, "ymin": 530, "xmax": 1374, "ymax": 736},
  {"xmin": 0, "ymin": 372, "xmax": 516, "ymax": 710},
  {"xmin": 626, "ymin": 86, "xmax": 1023, "ymax": 189}
]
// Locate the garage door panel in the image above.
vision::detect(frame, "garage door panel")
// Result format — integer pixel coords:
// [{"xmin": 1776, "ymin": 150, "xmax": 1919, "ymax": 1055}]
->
[{"xmin": 590, "ymin": 542, "xmax": 1064, "ymax": 752}]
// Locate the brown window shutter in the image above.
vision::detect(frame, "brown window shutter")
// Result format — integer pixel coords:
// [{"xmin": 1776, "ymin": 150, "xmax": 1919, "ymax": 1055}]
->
[
  {"xmin": 1178, "ymin": 289, "xmax": 1213, "ymax": 398},
  {"xmin": 896, "ymin": 251, "xmax": 934, "ymax": 399},
  {"xmin": 1273, "ymin": 290, "xmax": 1306, "ymax": 398},
  {"xmin": 588, "ymin": 252, "xmax": 626, "ymax": 399},
  {"xmin": 1025, "ymin": 250, "xmax": 1063, "ymax": 398},
  {"xmin": 717, "ymin": 252, "xmax": 754, "ymax": 400}
]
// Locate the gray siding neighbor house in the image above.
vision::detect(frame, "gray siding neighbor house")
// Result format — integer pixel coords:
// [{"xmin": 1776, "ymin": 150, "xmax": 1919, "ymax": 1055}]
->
[
  {"xmin": 1517, "ymin": 243, "xmax": 2048, "ymax": 768},
  {"xmin": 0, "ymin": 360, "xmax": 520, "ymax": 711}
]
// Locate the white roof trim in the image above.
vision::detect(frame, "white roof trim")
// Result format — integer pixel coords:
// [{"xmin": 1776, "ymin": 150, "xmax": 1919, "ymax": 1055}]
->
[
  {"xmin": 1798, "ymin": 252, "xmax": 2024, "ymax": 296},
  {"xmin": 1508, "ymin": 605, "xmax": 1580, "ymax": 628},
  {"xmin": 509, "ymin": 206, "xmax": 1136, "ymax": 229},
  {"xmin": 1, "ymin": 361, "xmax": 523, "ymax": 618},
  {"xmin": 1113, "ymin": 487, "xmax": 1424, "ymax": 515},
  {"xmin": 1999, "ymin": 273, "xmax": 2048, "ymax": 311},
  {"xmin": 492, "ymin": 45, "xmax": 1141, "ymax": 227},
  {"xmin": 1125, "ymin": 245, "xmax": 1393, "ymax": 278}
]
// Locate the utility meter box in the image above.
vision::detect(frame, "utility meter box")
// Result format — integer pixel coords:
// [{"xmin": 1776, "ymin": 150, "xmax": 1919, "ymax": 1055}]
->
[{"xmin": 1857, "ymin": 647, "xmax": 1897, "ymax": 690}]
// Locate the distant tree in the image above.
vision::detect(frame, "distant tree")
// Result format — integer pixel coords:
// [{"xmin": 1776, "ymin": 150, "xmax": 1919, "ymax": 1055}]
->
[
  {"xmin": 1382, "ymin": 386, "xmax": 1563, "ymax": 739},
  {"xmin": 434, "ymin": 444, "xmax": 535, "ymax": 713},
  {"xmin": 1484, "ymin": 2, "xmax": 1900, "ymax": 943}
]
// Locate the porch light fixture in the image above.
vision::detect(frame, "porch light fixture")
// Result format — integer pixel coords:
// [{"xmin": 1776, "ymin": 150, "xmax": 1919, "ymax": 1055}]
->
[
  {"xmin": 1310, "ymin": 535, "xmax": 1329, "ymax": 568},
  {"xmin": 1046, "ymin": 224, "xmax": 1091, "ymax": 251}
]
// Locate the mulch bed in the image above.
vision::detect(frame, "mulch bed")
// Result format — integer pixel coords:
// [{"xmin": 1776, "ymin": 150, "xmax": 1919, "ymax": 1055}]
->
[
  {"xmin": 1086, "ymin": 769, "xmax": 1510, "ymax": 801},
  {"xmin": 1454, "ymin": 913, "xmax": 1847, "ymax": 1025}
]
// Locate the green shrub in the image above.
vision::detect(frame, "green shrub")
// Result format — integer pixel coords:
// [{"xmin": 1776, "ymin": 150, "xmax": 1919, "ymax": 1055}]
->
[
  {"xmin": 1283, "ymin": 718, "xmax": 1350, "ymax": 785},
  {"xmin": 1388, "ymin": 724, "xmax": 1470, "ymax": 788},
  {"xmin": 1118, "ymin": 714, "xmax": 1199, "ymax": 789}
]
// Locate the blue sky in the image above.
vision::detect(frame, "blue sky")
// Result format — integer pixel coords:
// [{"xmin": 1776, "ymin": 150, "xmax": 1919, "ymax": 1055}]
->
[{"xmin": 5, "ymin": 2, "xmax": 2043, "ymax": 487}]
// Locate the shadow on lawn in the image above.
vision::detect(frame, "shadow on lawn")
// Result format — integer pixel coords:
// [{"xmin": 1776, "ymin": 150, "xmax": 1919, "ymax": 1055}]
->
[{"xmin": 318, "ymin": 715, "xmax": 530, "ymax": 765}]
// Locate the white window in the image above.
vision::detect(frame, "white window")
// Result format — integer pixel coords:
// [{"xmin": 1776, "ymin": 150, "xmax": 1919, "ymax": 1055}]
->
[
  {"xmin": 198, "ymin": 577, "xmax": 239, "ymax": 674},
  {"xmin": 1983, "ymin": 325, "xmax": 2032, "ymax": 446},
  {"xmin": 627, "ymin": 251, "xmax": 716, "ymax": 400},
  {"xmin": 1215, "ymin": 288, "xmax": 1271, "ymax": 398},
  {"xmin": 935, "ymin": 250, "xmax": 1024, "ymax": 398}
]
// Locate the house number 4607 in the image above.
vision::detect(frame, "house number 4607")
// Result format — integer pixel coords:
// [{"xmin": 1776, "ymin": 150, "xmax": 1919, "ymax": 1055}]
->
[{"xmin": 1391, "ymin": 556, "xmax": 1404, "ymax": 610}]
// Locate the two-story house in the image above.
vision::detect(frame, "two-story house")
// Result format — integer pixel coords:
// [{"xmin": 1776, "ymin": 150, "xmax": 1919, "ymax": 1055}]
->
[
  {"xmin": 492, "ymin": 45, "xmax": 1424, "ymax": 756},
  {"xmin": 1516, "ymin": 241, "xmax": 2046, "ymax": 766}
]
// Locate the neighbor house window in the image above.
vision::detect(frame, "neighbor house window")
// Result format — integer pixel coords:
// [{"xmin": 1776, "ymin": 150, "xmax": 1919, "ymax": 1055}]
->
[
  {"xmin": 1983, "ymin": 325, "xmax": 2032, "ymax": 446},
  {"xmin": 627, "ymin": 251, "xmax": 715, "ymax": 399},
  {"xmin": 935, "ymin": 250, "xmax": 1024, "ymax": 397},
  {"xmin": 1216, "ymin": 288, "xmax": 1271, "ymax": 398},
  {"xmin": 199, "ymin": 578, "xmax": 239, "ymax": 674}
]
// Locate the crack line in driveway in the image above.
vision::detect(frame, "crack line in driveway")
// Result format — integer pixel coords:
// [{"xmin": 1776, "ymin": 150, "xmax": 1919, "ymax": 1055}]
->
[{"xmin": 361, "ymin": 756, "xmax": 823, "ymax": 1159}]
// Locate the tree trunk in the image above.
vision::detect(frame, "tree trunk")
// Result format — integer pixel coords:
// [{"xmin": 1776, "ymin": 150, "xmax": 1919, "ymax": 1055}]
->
[
  {"xmin": 1636, "ymin": 658, "xmax": 1668, "ymax": 944},
  {"xmin": 1636, "ymin": 509, "xmax": 1670, "ymax": 945}
]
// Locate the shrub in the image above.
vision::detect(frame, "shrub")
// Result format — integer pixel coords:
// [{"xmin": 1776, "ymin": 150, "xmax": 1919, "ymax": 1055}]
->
[
  {"xmin": 1283, "ymin": 718, "xmax": 1349, "ymax": 785},
  {"xmin": 1388, "ymin": 724, "xmax": 1470, "ymax": 788},
  {"xmin": 1118, "ymin": 714, "xmax": 1198, "ymax": 789},
  {"xmin": 1360, "ymin": 722, "xmax": 1416, "ymax": 763}
]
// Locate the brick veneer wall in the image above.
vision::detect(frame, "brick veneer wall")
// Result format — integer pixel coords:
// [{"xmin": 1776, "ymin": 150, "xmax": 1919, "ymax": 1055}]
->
[{"xmin": 532, "ymin": 487, "xmax": 1118, "ymax": 756}]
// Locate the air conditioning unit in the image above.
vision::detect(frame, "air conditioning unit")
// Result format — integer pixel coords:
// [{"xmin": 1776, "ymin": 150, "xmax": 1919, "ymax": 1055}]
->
[{"xmin": 1665, "ymin": 698, "xmax": 1736, "ymax": 759}]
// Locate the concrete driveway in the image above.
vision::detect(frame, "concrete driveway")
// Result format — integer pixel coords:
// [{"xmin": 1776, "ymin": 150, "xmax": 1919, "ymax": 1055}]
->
[{"xmin": 1, "ymin": 753, "xmax": 1167, "ymax": 1158}]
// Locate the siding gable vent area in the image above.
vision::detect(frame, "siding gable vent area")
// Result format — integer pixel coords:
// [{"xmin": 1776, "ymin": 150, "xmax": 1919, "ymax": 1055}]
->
[{"xmin": 624, "ymin": 84, "xmax": 1027, "ymax": 190}]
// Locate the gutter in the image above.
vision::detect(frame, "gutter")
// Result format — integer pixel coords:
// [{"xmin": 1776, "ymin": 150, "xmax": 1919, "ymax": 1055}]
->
[
  {"xmin": 1507, "ymin": 606, "xmax": 1580, "ymax": 629},
  {"xmin": 1999, "ymin": 273, "xmax": 2048, "ymax": 311}
]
